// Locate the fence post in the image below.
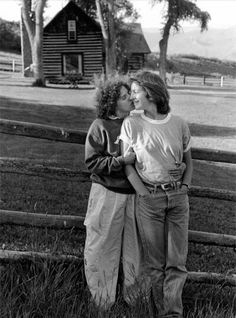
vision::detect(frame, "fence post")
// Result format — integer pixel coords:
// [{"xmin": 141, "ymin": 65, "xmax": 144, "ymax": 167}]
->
[
  {"xmin": 12, "ymin": 59, "xmax": 15, "ymax": 72},
  {"xmin": 203, "ymin": 76, "xmax": 206, "ymax": 86},
  {"xmin": 220, "ymin": 76, "xmax": 224, "ymax": 87}
]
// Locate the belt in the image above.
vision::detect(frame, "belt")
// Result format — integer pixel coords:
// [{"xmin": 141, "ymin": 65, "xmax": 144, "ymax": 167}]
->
[{"xmin": 144, "ymin": 181, "xmax": 182, "ymax": 192}]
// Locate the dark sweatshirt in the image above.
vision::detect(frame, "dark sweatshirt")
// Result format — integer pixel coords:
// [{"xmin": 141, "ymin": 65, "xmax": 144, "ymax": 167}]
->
[{"xmin": 85, "ymin": 118, "xmax": 135, "ymax": 194}]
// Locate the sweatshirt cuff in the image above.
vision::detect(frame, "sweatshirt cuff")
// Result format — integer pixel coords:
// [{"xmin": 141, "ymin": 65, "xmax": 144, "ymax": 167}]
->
[{"xmin": 114, "ymin": 156, "xmax": 124, "ymax": 166}]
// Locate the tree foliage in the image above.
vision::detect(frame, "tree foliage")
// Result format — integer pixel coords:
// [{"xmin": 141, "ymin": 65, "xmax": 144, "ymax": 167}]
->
[
  {"xmin": 152, "ymin": 0, "xmax": 211, "ymax": 80},
  {"xmin": 0, "ymin": 18, "xmax": 21, "ymax": 53},
  {"xmin": 75, "ymin": 0, "xmax": 138, "ymax": 25},
  {"xmin": 75, "ymin": 0, "xmax": 139, "ymax": 74}
]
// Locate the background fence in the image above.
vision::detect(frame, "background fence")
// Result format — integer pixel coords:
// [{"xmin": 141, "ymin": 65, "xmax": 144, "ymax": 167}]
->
[
  {"xmin": 0, "ymin": 57, "xmax": 22, "ymax": 73},
  {"xmin": 1, "ymin": 57, "xmax": 236, "ymax": 88},
  {"xmin": 169, "ymin": 74, "xmax": 236, "ymax": 88},
  {"xmin": 0, "ymin": 118, "xmax": 236, "ymax": 287}
]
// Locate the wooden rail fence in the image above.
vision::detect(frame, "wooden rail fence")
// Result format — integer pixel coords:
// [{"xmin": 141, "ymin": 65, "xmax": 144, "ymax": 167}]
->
[
  {"xmin": 0, "ymin": 119, "xmax": 236, "ymax": 164},
  {"xmin": 170, "ymin": 74, "xmax": 236, "ymax": 88},
  {"xmin": 0, "ymin": 119, "xmax": 236, "ymax": 287},
  {"xmin": 0, "ymin": 58, "xmax": 22, "ymax": 73}
]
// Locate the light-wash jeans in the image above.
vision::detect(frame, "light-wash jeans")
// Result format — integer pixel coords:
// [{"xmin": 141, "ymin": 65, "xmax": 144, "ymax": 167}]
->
[
  {"xmin": 136, "ymin": 187, "xmax": 189, "ymax": 318},
  {"xmin": 84, "ymin": 183, "xmax": 141, "ymax": 309}
]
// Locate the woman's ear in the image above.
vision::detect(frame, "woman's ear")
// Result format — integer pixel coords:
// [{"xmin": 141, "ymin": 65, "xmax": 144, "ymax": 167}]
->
[
  {"xmin": 144, "ymin": 87, "xmax": 153, "ymax": 102},
  {"xmin": 146, "ymin": 92, "xmax": 154, "ymax": 102}
]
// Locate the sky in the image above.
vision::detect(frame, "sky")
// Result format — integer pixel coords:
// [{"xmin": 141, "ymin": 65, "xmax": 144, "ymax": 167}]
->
[{"xmin": 0, "ymin": 0, "xmax": 236, "ymax": 30}]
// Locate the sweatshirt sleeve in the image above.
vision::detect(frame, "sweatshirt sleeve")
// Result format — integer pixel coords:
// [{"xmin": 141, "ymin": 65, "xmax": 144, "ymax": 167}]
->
[{"xmin": 85, "ymin": 120, "xmax": 123, "ymax": 176}]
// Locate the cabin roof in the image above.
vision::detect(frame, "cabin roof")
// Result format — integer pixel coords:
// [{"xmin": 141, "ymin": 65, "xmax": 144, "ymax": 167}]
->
[
  {"xmin": 120, "ymin": 23, "xmax": 151, "ymax": 54},
  {"xmin": 44, "ymin": 1, "xmax": 151, "ymax": 54},
  {"xmin": 44, "ymin": 1, "xmax": 101, "ymax": 32}
]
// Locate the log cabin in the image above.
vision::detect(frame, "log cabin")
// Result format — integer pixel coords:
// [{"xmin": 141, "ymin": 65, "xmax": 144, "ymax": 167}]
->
[{"xmin": 22, "ymin": 0, "xmax": 151, "ymax": 81}]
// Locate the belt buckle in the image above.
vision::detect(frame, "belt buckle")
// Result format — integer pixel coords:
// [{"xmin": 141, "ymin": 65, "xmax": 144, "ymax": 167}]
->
[{"xmin": 161, "ymin": 183, "xmax": 172, "ymax": 191}]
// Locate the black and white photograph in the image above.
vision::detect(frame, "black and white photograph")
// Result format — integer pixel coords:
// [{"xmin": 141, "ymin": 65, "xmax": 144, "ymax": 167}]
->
[{"xmin": 0, "ymin": 0, "xmax": 235, "ymax": 317}]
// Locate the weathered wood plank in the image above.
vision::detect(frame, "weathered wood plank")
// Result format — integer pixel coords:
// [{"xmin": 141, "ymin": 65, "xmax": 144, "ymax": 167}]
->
[
  {"xmin": 0, "ymin": 210, "xmax": 85, "ymax": 229},
  {"xmin": 190, "ymin": 185, "xmax": 236, "ymax": 201},
  {"xmin": 0, "ymin": 119, "xmax": 87, "ymax": 144},
  {"xmin": 188, "ymin": 230, "xmax": 236, "ymax": 248},
  {"xmin": 1, "ymin": 210, "xmax": 235, "ymax": 248},
  {"xmin": 0, "ymin": 158, "xmax": 235, "ymax": 201},
  {"xmin": 0, "ymin": 249, "xmax": 235, "ymax": 286},
  {"xmin": 0, "ymin": 158, "xmax": 90, "ymax": 182},
  {"xmin": 1, "ymin": 119, "xmax": 236, "ymax": 163},
  {"xmin": 187, "ymin": 271, "xmax": 236, "ymax": 287},
  {"xmin": 0, "ymin": 249, "xmax": 80, "ymax": 262},
  {"xmin": 191, "ymin": 147, "xmax": 236, "ymax": 164}
]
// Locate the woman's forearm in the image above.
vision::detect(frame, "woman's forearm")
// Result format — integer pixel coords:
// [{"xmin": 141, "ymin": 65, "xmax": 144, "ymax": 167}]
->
[
  {"xmin": 182, "ymin": 150, "xmax": 193, "ymax": 186},
  {"xmin": 125, "ymin": 165, "xmax": 150, "ymax": 195}
]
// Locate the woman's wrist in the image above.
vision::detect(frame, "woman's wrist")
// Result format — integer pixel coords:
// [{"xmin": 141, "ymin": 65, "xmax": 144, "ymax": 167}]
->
[{"xmin": 182, "ymin": 182, "xmax": 190, "ymax": 190}]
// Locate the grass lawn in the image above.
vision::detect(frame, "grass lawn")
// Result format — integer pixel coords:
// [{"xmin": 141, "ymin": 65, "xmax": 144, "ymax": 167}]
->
[{"xmin": 0, "ymin": 77, "xmax": 235, "ymax": 317}]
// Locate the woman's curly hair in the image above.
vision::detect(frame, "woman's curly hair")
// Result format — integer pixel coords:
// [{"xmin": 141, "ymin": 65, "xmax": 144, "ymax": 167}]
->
[{"xmin": 95, "ymin": 79, "xmax": 130, "ymax": 119}]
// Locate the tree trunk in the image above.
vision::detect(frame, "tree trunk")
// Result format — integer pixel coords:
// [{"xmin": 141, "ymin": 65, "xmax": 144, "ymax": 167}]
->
[
  {"xmin": 95, "ymin": 0, "xmax": 116, "ymax": 77},
  {"xmin": 33, "ymin": 0, "xmax": 46, "ymax": 86},
  {"xmin": 106, "ymin": 0, "xmax": 116, "ymax": 74},
  {"xmin": 21, "ymin": 0, "xmax": 46, "ymax": 86},
  {"xmin": 159, "ymin": 17, "xmax": 172, "ymax": 82}
]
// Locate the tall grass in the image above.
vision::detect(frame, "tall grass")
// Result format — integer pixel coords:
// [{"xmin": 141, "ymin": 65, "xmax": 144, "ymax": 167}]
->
[{"xmin": 0, "ymin": 258, "xmax": 235, "ymax": 318}]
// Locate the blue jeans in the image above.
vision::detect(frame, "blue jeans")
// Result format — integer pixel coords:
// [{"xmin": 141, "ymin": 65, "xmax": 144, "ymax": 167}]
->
[{"xmin": 136, "ymin": 187, "xmax": 189, "ymax": 317}]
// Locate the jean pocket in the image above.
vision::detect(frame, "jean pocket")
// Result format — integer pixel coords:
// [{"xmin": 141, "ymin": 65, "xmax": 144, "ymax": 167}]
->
[{"xmin": 180, "ymin": 186, "xmax": 188, "ymax": 194}]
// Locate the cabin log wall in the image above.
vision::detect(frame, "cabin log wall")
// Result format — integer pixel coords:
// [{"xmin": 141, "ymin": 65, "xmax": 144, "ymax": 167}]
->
[{"xmin": 43, "ymin": 32, "xmax": 104, "ymax": 80}]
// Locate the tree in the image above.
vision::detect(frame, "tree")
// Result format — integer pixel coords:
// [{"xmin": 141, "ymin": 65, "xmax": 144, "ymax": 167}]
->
[
  {"xmin": 74, "ymin": 0, "xmax": 97, "ymax": 19},
  {"xmin": 0, "ymin": 19, "xmax": 21, "ymax": 53},
  {"xmin": 76, "ymin": 0, "xmax": 138, "ymax": 76},
  {"xmin": 95, "ymin": 0, "xmax": 116, "ymax": 76},
  {"xmin": 152, "ymin": 0, "xmax": 211, "ymax": 81},
  {"xmin": 21, "ymin": 0, "xmax": 47, "ymax": 86}
]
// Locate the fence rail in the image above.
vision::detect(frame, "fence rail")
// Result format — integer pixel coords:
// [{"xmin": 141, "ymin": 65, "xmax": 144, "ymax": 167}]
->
[
  {"xmin": 0, "ymin": 158, "xmax": 235, "ymax": 201},
  {"xmin": 1, "ymin": 119, "xmax": 236, "ymax": 163},
  {"xmin": 0, "ymin": 249, "xmax": 235, "ymax": 286},
  {"xmin": 170, "ymin": 74, "xmax": 236, "ymax": 88},
  {"xmin": 0, "ymin": 118, "xmax": 235, "ymax": 287},
  {"xmin": 0, "ymin": 209, "xmax": 235, "ymax": 248},
  {"xmin": 0, "ymin": 58, "xmax": 22, "ymax": 72}
]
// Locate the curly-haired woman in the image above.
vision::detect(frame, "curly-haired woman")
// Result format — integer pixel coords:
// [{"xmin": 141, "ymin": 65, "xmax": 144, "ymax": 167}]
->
[{"xmin": 83, "ymin": 79, "xmax": 140, "ymax": 310}]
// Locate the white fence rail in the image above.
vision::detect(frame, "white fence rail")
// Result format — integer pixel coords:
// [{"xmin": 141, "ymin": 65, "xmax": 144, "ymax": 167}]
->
[
  {"xmin": 0, "ymin": 56, "xmax": 236, "ymax": 87},
  {"xmin": 170, "ymin": 74, "xmax": 236, "ymax": 88},
  {"xmin": 0, "ymin": 57, "xmax": 22, "ymax": 72}
]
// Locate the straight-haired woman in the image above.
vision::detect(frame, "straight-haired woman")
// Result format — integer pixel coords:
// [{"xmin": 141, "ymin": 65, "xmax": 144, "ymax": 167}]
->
[{"xmin": 120, "ymin": 71, "xmax": 193, "ymax": 318}]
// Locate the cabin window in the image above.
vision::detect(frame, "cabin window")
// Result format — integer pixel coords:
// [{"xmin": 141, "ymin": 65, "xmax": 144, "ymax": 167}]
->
[
  {"xmin": 67, "ymin": 20, "xmax": 77, "ymax": 41},
  {"xmin": 62, "ymin": 54, "xmax": 83, "ymax": 75}
]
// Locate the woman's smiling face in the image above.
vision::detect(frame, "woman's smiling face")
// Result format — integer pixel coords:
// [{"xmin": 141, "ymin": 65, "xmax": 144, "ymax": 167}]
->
[{"xmin": 130, "ymin": 81, "xmax": 149, "ymax": 111}]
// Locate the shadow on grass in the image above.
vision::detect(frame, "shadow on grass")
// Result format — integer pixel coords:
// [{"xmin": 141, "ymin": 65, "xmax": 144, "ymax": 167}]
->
[
  {"xmin": 0, "ymin": 96, "xmax": 96, "ymax": 130},
  {"xmin": 189, "ymin": 123, "xmax": 236, "ymax": 138},
  {"xmin": 0, "ymin": 95, "xmax": 95, "ymax": 111}
]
